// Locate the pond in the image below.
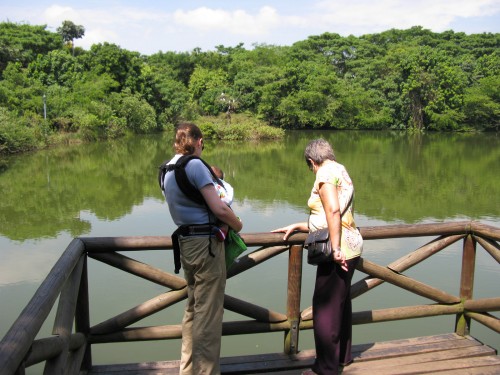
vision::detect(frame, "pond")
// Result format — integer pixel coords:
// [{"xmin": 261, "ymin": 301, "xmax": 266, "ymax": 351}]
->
[{"xmin": 0, "ymin": 130, "xmax": 498, "ymax": 371}]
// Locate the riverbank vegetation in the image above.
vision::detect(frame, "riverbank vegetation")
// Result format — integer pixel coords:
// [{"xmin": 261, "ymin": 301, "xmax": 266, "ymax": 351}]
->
[{"xmin": 0, "ymin": 21, "xmax": 498, "ymax": 154}]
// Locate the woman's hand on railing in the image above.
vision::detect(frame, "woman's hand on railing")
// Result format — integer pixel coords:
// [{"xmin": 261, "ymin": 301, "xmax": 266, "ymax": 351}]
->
[{"xmin": 271, "ymin": 222, "xmax": 308, "ymax": 241}]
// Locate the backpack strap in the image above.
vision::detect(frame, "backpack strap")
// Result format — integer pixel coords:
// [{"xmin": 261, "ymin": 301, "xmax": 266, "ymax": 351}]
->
[
  {"xmin": 158, "ymin": 155, "xmax": 225, "ymax": 273},
  {"xmin": 158, "ymin": 155, "xmax": 225, "ymax": 204}
]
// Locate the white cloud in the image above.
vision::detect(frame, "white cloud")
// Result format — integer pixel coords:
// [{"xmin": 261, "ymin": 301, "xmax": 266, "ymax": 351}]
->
[
  {"xmin": 43, "ymin": 5, "xmax": 79, "ymax": 23},
  {"xmin": 313, "ymin": 0, "xmax": 500, "ymax": 33},
  {"xmin": 173, "ymin": 6, "xmax": 290, "ymax": 36},
  {"xmin": 0, "ymin": 0, "xmax": 498, "ymax": 53}
]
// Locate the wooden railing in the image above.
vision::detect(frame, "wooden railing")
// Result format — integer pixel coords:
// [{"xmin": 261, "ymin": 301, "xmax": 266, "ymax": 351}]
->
[{"xmin": 0, "ymin": 221, "xmax": 498, "ymax": 374}]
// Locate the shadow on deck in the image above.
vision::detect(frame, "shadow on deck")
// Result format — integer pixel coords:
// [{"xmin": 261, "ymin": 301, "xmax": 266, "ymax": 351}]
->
[{"xmin": 88, "ymin": 334, "xmax": 500, "ymax": 374}]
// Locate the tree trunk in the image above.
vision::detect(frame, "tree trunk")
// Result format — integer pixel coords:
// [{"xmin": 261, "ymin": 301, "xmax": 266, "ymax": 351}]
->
[{"xmin": 409, "ymin": 90, "xmax": 424, "ymax": 130}]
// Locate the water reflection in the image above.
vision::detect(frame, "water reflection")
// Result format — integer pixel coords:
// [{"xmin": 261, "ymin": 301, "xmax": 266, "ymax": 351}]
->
[
  {"xmin": 0, "ymin": 131, "xmax": 498, "ymax": 242},
  {"xmin": 0, "ymin": 130, "xmax": 498, "ymax": 367}
]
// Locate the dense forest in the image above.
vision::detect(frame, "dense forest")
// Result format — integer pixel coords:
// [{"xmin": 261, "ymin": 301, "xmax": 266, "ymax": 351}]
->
[{"xmin": 0, "ymin": 21, "xmax": 498, "ymax": 154}]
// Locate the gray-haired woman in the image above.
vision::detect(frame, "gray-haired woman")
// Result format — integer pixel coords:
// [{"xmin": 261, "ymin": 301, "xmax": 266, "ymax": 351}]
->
[{"xmin": 272, "ymin": 138, "xmax": 363, "ymax": 375}]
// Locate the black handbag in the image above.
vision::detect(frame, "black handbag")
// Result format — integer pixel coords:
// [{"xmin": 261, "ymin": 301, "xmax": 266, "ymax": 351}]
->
[
  {"xmin": 305, "ymin": 193, "xmax": 353, "ymax": 265},
  {"xmin": 305, "ymin": 227, "xmax": 332, "ymax": 265}
]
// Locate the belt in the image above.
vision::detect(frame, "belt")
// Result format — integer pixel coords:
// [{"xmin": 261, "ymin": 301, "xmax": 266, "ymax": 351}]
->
[
  {"xmin": 171, "ymin": 224, "xmax": 216, "ymax": 274},
  {"xmin": 178, "ymin": 224, "xmax": 213, "ymax": 236}
]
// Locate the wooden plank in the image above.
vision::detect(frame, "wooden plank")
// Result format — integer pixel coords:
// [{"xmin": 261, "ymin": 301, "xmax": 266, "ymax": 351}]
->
[
  {"xmin": 220, "ymin": 349, "xmax": 316, "ymax": 366},
  {"xmin": 345, "ymin": 356, "xmax": 500, "ymax": 374},
  {"xmin": 352, "ymin": 334, "xmax": 482, "ymax": 362},
  {"xmin": 430, "ymin": 365, "xmax": 500, "ymax": 375},
  {"xmin": 348, "ymin": 345, "xmax": 497, "ymax": 370},
  {"xmin": 350, "ymin": 333, "xmax": 461, "ymax": 354},
  {"xmin": 220, "ymin": 351, "xmax": 313, "ymax": 373},
  {"xmin": 90, "ymin": 360, "xmax": 180, "ymax": 373},
  {"xmin": 87, "ymin": 335, "xmax": 498, "ymax": 375}
]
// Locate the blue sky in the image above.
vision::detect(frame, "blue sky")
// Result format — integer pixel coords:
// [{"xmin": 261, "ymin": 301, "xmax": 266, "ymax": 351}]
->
[{"xmin": 1, "ymin": 0, "xmax": 499, "ymax": 55}]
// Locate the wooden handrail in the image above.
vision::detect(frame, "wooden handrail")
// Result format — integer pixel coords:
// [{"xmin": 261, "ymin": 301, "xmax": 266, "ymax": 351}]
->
[
  {"xmin": 0, "ymin": 239, "xmax": 85, "ymax": 375},
  {"xmin": 0, "ymin": 221, "xmax": 498, "ymax": 375}
]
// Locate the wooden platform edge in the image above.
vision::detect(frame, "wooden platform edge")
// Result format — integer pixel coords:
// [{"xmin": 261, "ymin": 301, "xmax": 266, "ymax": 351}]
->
[{"xmin": 86, "ymin": 334, "xmax": 499, "ymax": 374}]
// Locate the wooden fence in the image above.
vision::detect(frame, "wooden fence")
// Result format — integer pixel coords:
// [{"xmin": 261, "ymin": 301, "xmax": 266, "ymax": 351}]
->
[{"xmin": 0, "ymin": 221, "xmax": 498, "ymax": 374}]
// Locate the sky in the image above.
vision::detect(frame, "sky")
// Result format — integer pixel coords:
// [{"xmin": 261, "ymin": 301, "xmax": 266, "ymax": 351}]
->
[{"xmin": 1, "ymin": 0, "xmax": 499, "ymax": 55}]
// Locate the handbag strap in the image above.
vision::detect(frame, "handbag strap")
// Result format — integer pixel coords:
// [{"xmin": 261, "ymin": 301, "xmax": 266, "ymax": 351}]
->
[
  {"xmin": 340, "ymin": 191, "xmax": 354, "ymax": 218},
  {"xmin": 308, "ymin": 190, "xmax": 354, "ymax": 228}
]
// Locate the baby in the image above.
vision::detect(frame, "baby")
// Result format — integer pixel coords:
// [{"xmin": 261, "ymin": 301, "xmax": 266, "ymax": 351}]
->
[{"xmin": 211, "ymin": 165, "xmax": 234, "ymax": 241}]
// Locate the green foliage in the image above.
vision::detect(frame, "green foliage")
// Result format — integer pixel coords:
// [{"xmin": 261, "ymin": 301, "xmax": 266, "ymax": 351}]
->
[
  {"xmin": 463, "ymin": 75, "xmax": 500, "ymax": 131},
  {"xmin": 0, "ymin": 62, "xmax": 45, "ymax": 117},
  {"xmin": 198, "ymin": 114, "xmax": 284, "ymax": 140},
  {"xmin": 0, "ymin": 107, "xmax": 37, "ymax": 153},
  {"xmin": 109, "ymin": 91, "xmax": 157, "ymax": 133},
  {"xmin": 56, "ymin": 20, "xmax": 85, "ymax": 45},
  {"xmin": 0, "ymin": 22, "xmax": 62, "ymax": 72},
  {"xmin": 27, "ymin": 49, "xmax": 82, "ymax": 86},
  {"xmin": 426, "ymin": 109, "xmax": 465, "ymax": 131},
  {"xmin": 146, "ymin": 51, "xmax": 195, "ymax": 86},
  {"xmin": 140, "ymin": 64, "xmax": 189, "ymax": 125},
  {"xmin": 0, "ymin": 20, "xmax": 498, "ymax": 155},
  {"xmin": 188, "ymin": 67, "xmax": 228, "ymax": 103},
  {"xmin": 79, "ymin": 42, "xmax": 144, "ymax": 92}
]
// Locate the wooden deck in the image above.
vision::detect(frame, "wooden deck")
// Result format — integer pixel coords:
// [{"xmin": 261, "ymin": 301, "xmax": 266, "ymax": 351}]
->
[
  {"xmin": 2, "ymin": 222, "xmax": 498, "ymax": 374},
  {"xmin": 87, "ymin": 333, "xmax": 499, "ymax": 374}
]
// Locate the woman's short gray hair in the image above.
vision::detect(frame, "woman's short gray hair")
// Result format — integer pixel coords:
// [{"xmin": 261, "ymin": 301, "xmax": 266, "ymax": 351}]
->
[{"xmin": 304, "ymin": 139, "xmax": 336, "ymax": 167}]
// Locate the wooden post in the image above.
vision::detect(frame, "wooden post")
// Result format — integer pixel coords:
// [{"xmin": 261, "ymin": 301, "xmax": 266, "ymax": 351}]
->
[
  {"xmin": 75, "ymin": 255, "xmax": 92, "ymax": 372},
  {"xmin": 0, "ymin": 239, "xmax": 84, "ymax": 375},
  {"xmin": 44, "ymin": 256, "xmax": 84, "ymax": 374},
  {"xmin": 284, "ymin": 245, "xmax": 303, "ymax": 355},
  {"xmin": 455, "ymin": 235, "xmax": 476, "ymax": 336}
]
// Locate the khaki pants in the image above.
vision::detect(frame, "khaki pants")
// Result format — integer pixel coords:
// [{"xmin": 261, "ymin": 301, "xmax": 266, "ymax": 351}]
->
[{"xmin": 179, "ymin": 236, "xmax": 226, "ymax": 375}]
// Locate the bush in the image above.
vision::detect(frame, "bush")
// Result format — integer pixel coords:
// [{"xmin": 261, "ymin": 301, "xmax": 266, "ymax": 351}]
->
[
  {"xmin": 0, "ymin": 107, "xmax": 37, "ymax": 153},
  {"xmin": 197, "ymin": 113, "xmax": 284, "ymax": 140},
  {"xmin": 109, "ymin": 92, "xmax": 157, "ymax": 133}
]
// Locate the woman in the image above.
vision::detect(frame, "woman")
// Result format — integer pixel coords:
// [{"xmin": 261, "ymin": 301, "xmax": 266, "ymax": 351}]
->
[
  {"xmin": 272, "ymin": 139, "xmax": 363, "ymax": 375},
  {"xmin": 162, "ymin": 122, "xmax": 243, "ymax": 375}
]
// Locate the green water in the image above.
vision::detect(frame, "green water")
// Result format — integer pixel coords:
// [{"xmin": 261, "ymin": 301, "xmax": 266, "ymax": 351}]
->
[{"xmin": 0, "ymin": 130, "xmax": 498, "ymax": 371}]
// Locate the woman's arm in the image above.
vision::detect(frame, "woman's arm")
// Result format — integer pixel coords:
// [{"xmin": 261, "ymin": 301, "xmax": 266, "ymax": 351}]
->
[
  {"xmin": 200, "ymin": 184, "xmax": 242, "ymax": 232},
  {"xmin": 318, "ymin": 181, "xmax": 347, "ymax": 270},
  {"xmin": 271, "ymin": 222, "xmax": 308, "ymax": 241}
]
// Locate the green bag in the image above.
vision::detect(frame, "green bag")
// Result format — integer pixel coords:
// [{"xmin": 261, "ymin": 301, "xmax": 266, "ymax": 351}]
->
[{"xmin": 225, "ymin": 230, "xmax": 247, "ymax": 270}]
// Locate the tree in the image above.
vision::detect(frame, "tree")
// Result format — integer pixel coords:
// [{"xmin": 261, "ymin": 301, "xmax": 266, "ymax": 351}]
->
[
  {"xmin": 140, "ymin": 64, "xmax": 189, "ymax": 125},
  {"xmin": 0, "ymin": 22, "xmax": 62, "ymax": 72},
  {"xmin": 80, "ymin": 43, "xmax": 144, "ymax": 93},
  {"xmin": 57, "ymin": 20, "xmax": 85, "ymax": 55},
  {"xmin": 188, "ymin": 67, "xmax": 228, "ymax": 114},
  {"xmin": 28, "ymin": 50, "xmax": 82, "ymax": 86},
  {"xmin": 463, "ymin": 76, "xmax": 500, "ymax": 131},
  {"xmin": 395, "ymin": 46, "xmax": 467, "ymax": 130}
]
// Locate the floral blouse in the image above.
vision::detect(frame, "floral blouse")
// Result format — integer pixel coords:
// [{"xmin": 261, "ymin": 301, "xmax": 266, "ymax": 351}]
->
[{"xmin": 307, "ymin": 161, "xmax": 363, "ymax": 260}]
